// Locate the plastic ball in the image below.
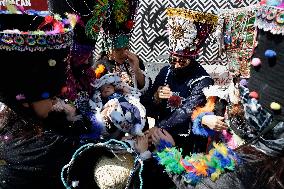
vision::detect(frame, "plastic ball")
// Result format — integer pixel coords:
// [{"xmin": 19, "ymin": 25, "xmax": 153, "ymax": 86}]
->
[
  {"xmin": 251, "ymin": 58, "xmax": 262, "ymax": 67},
  {"xmin": 240, "ymin": 79, "xmax": 248, "ymax": 87},
  {"xmin": 270, "ymin": 102, "xmax": 281, "ymax": 111},
  {"xmin": 249, "ymin": 91, "xmax": 259, "ymax": 99},
  {"xmin": 265, "ymin": 50, "xmax": 277, "ymax": 58}
]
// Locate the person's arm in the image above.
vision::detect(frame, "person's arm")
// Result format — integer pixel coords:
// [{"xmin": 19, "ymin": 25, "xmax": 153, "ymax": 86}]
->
[
  {"xmin": 125, "ymin": 50, "xmax": 151, "ymax": 93},
  {"xmin": 158, "ymin": 77, "xmax": 214, "ymax": 130}
]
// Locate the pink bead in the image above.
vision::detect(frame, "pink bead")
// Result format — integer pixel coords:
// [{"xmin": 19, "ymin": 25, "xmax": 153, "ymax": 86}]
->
[{"xmin": 251, "ymin": 58, "xmax": 261, "ymax": 67}]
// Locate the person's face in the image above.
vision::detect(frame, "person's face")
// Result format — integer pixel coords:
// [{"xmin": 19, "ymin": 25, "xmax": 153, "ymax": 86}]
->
[
  {"xmin": 101, "ymin": 84, "xmax": 115, "ymax": 98},
  {"xmin": 169, "ymin": 55, "xmax": 191, "ymax": 69},
  {"xmin": 111, "ymin": 47, "xmax": 128, "ymax": 64},
  {"xmin": 25, "ymin": 98, "xmax": 57, "ymax": 119}
]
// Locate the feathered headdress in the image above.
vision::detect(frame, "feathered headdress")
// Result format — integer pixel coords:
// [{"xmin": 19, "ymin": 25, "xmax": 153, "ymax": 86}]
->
[
  {"xmin": 167, "ymin": 8, "xmax": 218, "ymax": 58},
  {"xmin": 86, "ymin": 0, "xmax": 139, "ymax": 49}
]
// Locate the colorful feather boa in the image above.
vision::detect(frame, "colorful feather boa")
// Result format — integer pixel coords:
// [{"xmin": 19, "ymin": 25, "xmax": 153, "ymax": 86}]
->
[{"xmin": 155, "ymin": 142, "xmax": 240, "ymax": 186}]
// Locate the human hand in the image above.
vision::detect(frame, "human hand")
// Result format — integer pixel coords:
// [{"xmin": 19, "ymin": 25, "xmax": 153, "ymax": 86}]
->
[
  {"xmin": 151, "ymin": 129, "xmax": 175, "ymax": 147},
  {"xmin": 155, "ymin": 85, "xmax": 172, "ymax": 100},
  {"xmin": 120, "ymin": 72, "xmax": 132, "ymax": 84},
  {"xmin": 201, "ymin": 115, "xmax": 228, "ymax": 131},
  {"xmin": 124, "ymin": 50, "xmax": 140, "ymax": 71},
  {"xmin": 134, "ymin": 135, "xmax": 149, "ymax": 153},
  {"xmin": 145, "ymin": 127, "xmax": 159, "ymax": 146}
]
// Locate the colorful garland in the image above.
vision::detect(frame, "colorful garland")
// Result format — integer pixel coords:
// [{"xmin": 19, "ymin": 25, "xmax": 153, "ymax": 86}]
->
[
  {"xmin": 155, "ymin": 142, "xmax": 239, "ymax": 186},
  {"xmin": 85, "ymin": 0, "xmax": 109, "ymax": 40},
  {"xmin": 0, "ymin": 10, "xmax": 76, "ymax": 52},
  {"xmin": 192, "ymin": 112, "xmax": 215, "ymax": 137}
]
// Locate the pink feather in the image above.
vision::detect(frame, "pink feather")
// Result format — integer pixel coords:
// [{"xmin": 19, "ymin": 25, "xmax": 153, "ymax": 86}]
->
[{"xmin": 222, "ymin": 130, "xmax": 237, "ymax": 149}]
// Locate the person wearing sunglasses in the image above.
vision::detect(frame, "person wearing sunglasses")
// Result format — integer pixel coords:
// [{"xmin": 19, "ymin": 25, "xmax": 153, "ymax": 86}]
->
[{"xmin": 145, "ymin": 8, "xmax": 227, "ymax": 155}]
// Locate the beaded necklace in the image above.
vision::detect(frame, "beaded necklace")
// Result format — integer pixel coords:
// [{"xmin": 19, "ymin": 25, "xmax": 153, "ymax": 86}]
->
[
  {"xmin": 64, "ymin": 0, "xmax": 93, "ymax": 16},
  {"xmin": 163, "ymin": 66, "xmax": 171, "ymax": 85}
]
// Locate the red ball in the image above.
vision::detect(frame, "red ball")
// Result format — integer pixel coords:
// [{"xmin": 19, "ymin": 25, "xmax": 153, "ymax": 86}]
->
[{"xmin": 249, "ymin": 91, "xmax": 259, "ymax": 99}]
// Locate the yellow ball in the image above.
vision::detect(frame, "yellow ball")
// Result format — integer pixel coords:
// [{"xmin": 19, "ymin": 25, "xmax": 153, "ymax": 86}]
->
[{"xmin": 270, "ymin": 102, "xmax": 281, "ymax": 111}]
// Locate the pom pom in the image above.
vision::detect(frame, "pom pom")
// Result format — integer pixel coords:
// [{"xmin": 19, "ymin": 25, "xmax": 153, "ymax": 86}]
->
[
  {"xmin": 240, "ymin": 79, "xmax": 248, "ymax": 87},
  {"xmin": 125, "ymin": 20, "xmax": 134, "ymax": 29},
  {"xmin": 249, "ymin": 91, "xmax": 259, "ymax": 99},
  {"xmin": 251, "ymin": 58, "xmax": 261, "ymax": 67},
  {"xmin": 265, "ymin": 50, "xmax": 277, "ymax": 58},
  {"xmin": 270, "ymin": 102, "xmax": 281, "ymax": 110}
]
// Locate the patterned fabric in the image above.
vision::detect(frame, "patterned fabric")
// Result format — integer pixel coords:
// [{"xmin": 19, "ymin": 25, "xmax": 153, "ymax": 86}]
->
[
  {"xmin": 229, "ymin": 86, "xmax": 284, "ymax": 156},
  {"xmin": 149, "ymin": 62, "xmax": 213, "ymax": 132}
]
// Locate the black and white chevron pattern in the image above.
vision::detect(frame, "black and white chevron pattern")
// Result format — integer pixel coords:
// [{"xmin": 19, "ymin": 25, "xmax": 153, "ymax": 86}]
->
[{"xmin": 95, "ymin": 0, "xmax": 259, "ymax": 63}]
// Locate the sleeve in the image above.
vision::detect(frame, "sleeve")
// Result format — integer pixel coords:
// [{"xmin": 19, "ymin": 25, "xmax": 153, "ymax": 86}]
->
[
  {"xmin": 158, "ymin": 77, "xmax": 214, "ymax": 130},
  {"xmin": 141, "ymin": 66, "xmax": 169, "ymax": 118},
  {"xmin": 138, "ymin": 57, "xmax": 145, "ymax": 71},
  {"xmin": 137, "ymin": 58, "xmax": 152, "ymax": 94}
]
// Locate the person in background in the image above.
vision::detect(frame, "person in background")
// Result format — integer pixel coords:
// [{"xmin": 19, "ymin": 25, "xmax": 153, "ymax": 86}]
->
[
  {"xmin": 0, "ymin": 11, "xmax": 92, "ymax": 189},
  {"xmin": 86, "ymin": 0, "xmax": 151, "ymax": 94},
  {"xmin": 48, "ymin": 0, "xmax": 98, "ymax": 99}
]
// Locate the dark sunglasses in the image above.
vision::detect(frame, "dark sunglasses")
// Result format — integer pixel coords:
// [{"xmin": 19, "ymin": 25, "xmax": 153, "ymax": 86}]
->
[{"xmin": 169, "ymin": 56, "xmax": 190, "ymax": 64}]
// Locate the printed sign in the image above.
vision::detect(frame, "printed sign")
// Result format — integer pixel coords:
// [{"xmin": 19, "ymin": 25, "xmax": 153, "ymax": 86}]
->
[{"xmin": 0, "ymin": 0, "xmax": 48, "ymax": 11}]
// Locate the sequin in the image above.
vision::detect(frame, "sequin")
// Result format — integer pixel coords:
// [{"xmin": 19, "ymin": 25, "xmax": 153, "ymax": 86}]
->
[
  {"xmin": 37, "ymin": 37, "xmax": 47, "ymax": 45},
  {"xmin": 276, "ymin": 11, "xmax": 284, "ymax": 24},
  {"xmin": 48, "ymin": 59, "xmax": 57, "ymax": 67},
  {"xmin": 1, "ymin": 35, "xmax": 14, "ymax": 44},
  {"xmin": 26, "ymin": 36, "xmax": 36, "ymax": 45},
  {"xmin": 14, "ymin": 36, "xmax": 25, "ymax": 45}
]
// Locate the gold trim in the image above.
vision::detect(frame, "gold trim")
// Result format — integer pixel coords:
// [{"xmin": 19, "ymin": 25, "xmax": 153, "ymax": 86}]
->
[{"xmin": 167, "ymin": 8, "xmax": 218, "ymax": 26}]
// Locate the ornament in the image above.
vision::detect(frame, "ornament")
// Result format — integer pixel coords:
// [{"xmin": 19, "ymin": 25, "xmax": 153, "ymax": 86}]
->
[
  {"xmin": 251, "ymin": 58, "xmax": 261, "ymax": 67},
  {"xmin": 249, "ymin": 91, "xmax": 259, "ymax": 99},
  {"xmin": 265, "ymin": 50, "xmax": 277, "ymax": 58},
  {"xmin": 240, "ymin": 79, "xmax": 248, "ymax": 86},
  {"xmin": 270, "ymin": 102, "xmax": 281, "ymax": 110}
]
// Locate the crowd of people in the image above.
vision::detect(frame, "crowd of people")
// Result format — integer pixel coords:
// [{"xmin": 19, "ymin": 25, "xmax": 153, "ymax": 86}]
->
[{"xmin": 0, "ymin": 0, "xmax": 283, "ymax": 188}]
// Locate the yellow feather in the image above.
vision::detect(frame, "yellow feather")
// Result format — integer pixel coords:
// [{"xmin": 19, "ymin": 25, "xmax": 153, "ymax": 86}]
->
[
  {"xmin": 211, "ymin": 169, "xmax": 221, "ymax": 181},
  {"xmin": 213, "ymin": 142, "xmax": 228, "ymax": 156},
  {"xmin": 6, "ymin": 3, "xmax": 18, "ymax": 14}
]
